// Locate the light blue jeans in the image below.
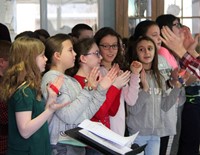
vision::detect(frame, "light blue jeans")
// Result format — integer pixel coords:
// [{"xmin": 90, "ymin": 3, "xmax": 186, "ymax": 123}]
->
[{"xmin": 134, "ymin": 135, "xmax": 160, "ymax": 155}]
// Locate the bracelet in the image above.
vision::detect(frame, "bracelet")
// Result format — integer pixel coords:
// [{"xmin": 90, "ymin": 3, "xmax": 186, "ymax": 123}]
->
[
  {"xmin": 84, "ymin": 86, "xmax": 93, "ymax": 91},
  {"xmin": 166, "ymin": 79, "xmax": 174, "ymax": 89},
  {"xmin": 49, "ymin": 84, "xmax": 62, "ymax": 96},
  {"xmin": 178, "ymin": 77, "xmax": 186, "ymax": 87},
  {"xmin": 88, "ymin": 86, "xmax": 93, "ymax": 91}
]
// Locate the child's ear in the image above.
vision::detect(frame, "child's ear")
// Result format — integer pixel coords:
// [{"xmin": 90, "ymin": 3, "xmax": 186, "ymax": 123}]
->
[
  {"xmin": 54, "ymin": 51, "xmax": 61, "ymax": 60},
  {"xmin": 0, "ymin": 58, "xmax": 4, "ymax": 66},
  {"xmin": 79, "ymin": 55, "xmax": 87, "ymax": 63},
  {"xmin": 0, "ymin": 58, "xmax": 7, "ymax": 68}
]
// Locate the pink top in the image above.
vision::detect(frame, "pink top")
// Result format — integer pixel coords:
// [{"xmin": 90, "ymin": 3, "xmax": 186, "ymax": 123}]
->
[
  {"xmin": 158, "ymin": 47, "xmax": 178, "ymax": 69},
  {"xmin": 100, "ymin": 66, "xmax": 140, "ymax": 136}
]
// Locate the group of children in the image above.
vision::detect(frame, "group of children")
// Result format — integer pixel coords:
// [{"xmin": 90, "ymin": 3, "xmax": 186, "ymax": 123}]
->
[{"xmin": 0, "ymin": 13, "xmax": 200, "ymax": 155}]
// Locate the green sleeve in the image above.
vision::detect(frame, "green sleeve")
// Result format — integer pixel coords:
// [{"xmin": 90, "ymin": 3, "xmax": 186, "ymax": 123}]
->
[{"xmin": 13, "ymin": 87, "xmax": 35, "ymax": 112}]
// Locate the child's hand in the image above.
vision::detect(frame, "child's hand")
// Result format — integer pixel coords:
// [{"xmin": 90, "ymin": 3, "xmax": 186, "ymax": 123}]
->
[
  {"xmin": 87, "ymin": 67, "xmax": 100, "ymax": 90},
  {"xmin": 47, "ymin": 75, "xmax": 64, "ymax": 99},
  {"xmin": 160, "ymin": 26, "xmax": 186, "ymax": 58},
  {"xmin": 140, "ymin": 69, "xmax": 149, "ymax": 92},
  {"xmin": 46, "ymin": 75, "xmax": 70, "ymax": 112},
  {"xmin": 99, "ymin": 64, "xmax": 119, "ymax": 90},
  {"xmin": 113, "ymin": 70, "xmax": 131, "ymax": 89},
  {"xmin": 47, "ymin": 101, "xmax": 69, "ymax": 112},
  {"xmin": 130, "ymin": 61, "xmax": 143, "ymax": 74}
]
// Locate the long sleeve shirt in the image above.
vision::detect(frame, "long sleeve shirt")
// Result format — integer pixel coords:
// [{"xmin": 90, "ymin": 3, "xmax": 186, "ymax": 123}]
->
[
  {"xmin": 74, "ymin": 75, "xmax": 121, "ymax": 128},
  {"xmin": 41, "ymin": 70, "xmax": 108, "ymax": 145},
  {"xmin": 181, "ymin": 52, "xmax": 200, "ymax": 79}
]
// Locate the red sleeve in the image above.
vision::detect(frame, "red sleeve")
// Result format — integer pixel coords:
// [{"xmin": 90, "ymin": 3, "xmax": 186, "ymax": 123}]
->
[
  {"xmin": 108, "ymin": 89, "xmax": 121, "ymax": 116},
  {"xmin": 93, "ymin": 86, "xmax": 121, "ymax": 119},
  {"xmin": 181, "ymin": 53, "xmax": 200, "ymax": 79}
]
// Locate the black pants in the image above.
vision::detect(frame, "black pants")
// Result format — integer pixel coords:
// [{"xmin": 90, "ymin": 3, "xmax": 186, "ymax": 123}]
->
[
  {"xmin": 159, "ymin": 136, "xmax": 169, "ymax": 155},
  {"xmin": 177, "ymin": 103, "xmax": 200, "ymax": 155}
]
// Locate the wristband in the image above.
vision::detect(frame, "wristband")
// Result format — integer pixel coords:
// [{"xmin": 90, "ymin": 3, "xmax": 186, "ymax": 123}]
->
[
  {"xmin": 49, "ymin": 84, "xmax": 62, "ymax": 96},
  {"xmin": 178, "ymin": 76, "xmax": 186, "ymax": 87},
  {"xmin": 166, "ymin": 79, "xmax": 174, "ymax": 89}
]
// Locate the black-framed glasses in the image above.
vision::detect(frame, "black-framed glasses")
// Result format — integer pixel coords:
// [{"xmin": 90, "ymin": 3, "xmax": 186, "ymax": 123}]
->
[
  {"xmin": 172, "ymin": 23, "xmax": 182, "ymax": 29},
  {"xmin": 99, "ymin": 44, "xmax": 118, "ymax": 50},
  {"xmin": 84, "ymin": 51, "xmax": 101, "ymax": 58}
]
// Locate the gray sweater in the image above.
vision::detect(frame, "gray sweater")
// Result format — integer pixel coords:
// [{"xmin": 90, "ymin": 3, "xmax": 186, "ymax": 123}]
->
[
  {"xmin": 158, "ymin": 55, "xmax": 185, "ymax": 136},
  {"xmin": 127, "ymin": 55, "xmax": 181, "ymax": 136},
  {"xmin": 41, "ymin": 70, "xmax": 107, "ymax": 144}
]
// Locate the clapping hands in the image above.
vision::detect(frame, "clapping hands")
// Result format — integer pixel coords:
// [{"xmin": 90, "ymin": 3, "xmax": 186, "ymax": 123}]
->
[{"xmin": 46, "ymin": 75, "xmax": 69, "ymax": 112}]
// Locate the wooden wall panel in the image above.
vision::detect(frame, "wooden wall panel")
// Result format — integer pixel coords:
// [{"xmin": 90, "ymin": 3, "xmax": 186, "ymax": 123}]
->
[{"xmin": 115, "ymin": 0, "xmax": 128, "ymax": 38}]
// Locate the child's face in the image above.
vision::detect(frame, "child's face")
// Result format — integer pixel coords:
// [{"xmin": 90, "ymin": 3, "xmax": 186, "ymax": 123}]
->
[
  {"xmin": 99, "ymin": 35, "xmax": 118, "ymax": 64},
  {"xmin": 0, "ymin": 58, "xmax": 9, "ymax": 76},
  {"xmin": 36, "ymin": 51, "xmax": 47, "ymax": 72},
  {"xmin": 82, "ymin": 43, "xmax": 102, "ymax": 70},
  {"xmin": 172, "ymin": 19, "xmax": 182, "ymax": 37},
  {"xmin": 136, "ymin": 40, "xmax": 155, "ymax": 66},
  {"xmin": 60, "ymin": 40, "xmax": 76, "ymax": 70},
  {"xmin": 146, "ymin": 25, "xmax": 162, "ymax": 50}
]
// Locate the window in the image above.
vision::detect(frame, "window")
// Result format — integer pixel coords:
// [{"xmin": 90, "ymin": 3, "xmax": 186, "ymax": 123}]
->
[
  {"xmin": 0, "ymin": 0, "xmax": 98, "ymax": 40},
  {"xmin": 164, "ymin": 0, "xmax": 200, "ymax": 34},
  {"xmin": 47, "ymin": 0, "xmax": 98, "ymax": 35},
  {"xmin": 128, "ymin": 0, "xmax": 152, "ymax": 35},
  {"xmin": 0, "ymin": 0, "xmax": 40, "ymax": 40}
]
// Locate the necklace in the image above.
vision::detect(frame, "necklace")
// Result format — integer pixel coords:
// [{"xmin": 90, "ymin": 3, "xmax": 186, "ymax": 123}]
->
[{"xmin": 16, "ymin": 81, "xmax": 27, "ymax": 90}]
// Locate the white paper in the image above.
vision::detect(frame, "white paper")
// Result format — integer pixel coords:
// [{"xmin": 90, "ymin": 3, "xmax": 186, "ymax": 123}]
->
[
  {"xmin": 78, "ymin": 119, "xmax": 139, "ymax": 147},
  {"xmin": 79, "ymin": 129, "xmax": 132, "ymax": 154}
]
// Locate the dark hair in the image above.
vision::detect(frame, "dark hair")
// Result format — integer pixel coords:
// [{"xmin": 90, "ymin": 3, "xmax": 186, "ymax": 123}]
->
[
  {"xmin": 0, "ymin": 40, "xmax": 11, "ymax": 60},
  {"xmin": 156, "ymin": 14, "xmax": 180, "ymax": 53},
  {"xmin": 126, "ymin": 20, "xmax": 158, "ymax": 65},
  {"xmin": 34, "ymin": 29, "xmax": 50, "ymax": 43},
  {"xmin": 127, "ymin": 36, "xmax": 162, "ymax": 89},
  {"xmin": 131, "ymin": 20, "xmax": 158, "ymax": 41},
  {"xmin": 72, "ymin": 23, "xmax": 93, "ymax": 38},
  {"xmin": 0, "ymin": 23, "xmax": 11, "ymax": 42},
  {"xmin": 94, "ymin": 27, "xmax": 125, "ymax": 70},
  {"xmin": 67, "ymin": 38, "xmax": 96, "ymax": 76},
  {"xmin": 45, "ymin": 33, "xmax": 72, "ymax": 71},
  {"xmin": 15, "ymin": 31, "xmax": 40, "ymax": 40},
  {"xmin": 156, "ymin": 14, "xmax": 180, "ymax": 31}
]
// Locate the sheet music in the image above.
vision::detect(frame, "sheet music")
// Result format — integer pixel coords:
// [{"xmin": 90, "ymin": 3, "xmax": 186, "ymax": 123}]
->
[
  {"xmin": 79, "ymin": 129, "xmax": 133, "ymax": 155},
  {"xmin": 78, "ymin": 119, "xmax": 139, "ymax": 147}
]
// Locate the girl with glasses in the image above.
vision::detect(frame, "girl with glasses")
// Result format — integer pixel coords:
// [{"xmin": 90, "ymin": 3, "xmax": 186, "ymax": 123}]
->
[
  {"xmin": 157, "ymin": 14, "xmax": 200, "ymax": 155},
  {"xmin": 94, "ymin": 27, "xmax": 143, "ymax": 136},
  {"xmin": 41, "ymin": 34, "xmax": 118, "ymax": 155},
  {"xmin": 72, "ymin": 38, "xmax": 128, "ymax": 155}
]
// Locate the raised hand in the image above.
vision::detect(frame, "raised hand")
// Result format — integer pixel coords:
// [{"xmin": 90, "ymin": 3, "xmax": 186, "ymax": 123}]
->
[
  {"xmin": 182, "ymin": 26, "xmax": 195, "ymax": 51},
  {"xmin": 46, "ymin": 75, "xmax": 69, "ymax": 112},
  {"xmin": 187, "ymin": 33, "xmax": 200, "ymax": 57},
  {"xmin": 130, "ymin": 61, "xmax": 143, "ymax": 74},
  {"xmin": 47, "ymin": 74, "xmax": 64, "ymax": 99},
  {"xmin": 99, "ymin": 64, "xmax": 119, "ymax": 90},
  {"xmin": 113, "ymin": 70, "xmax": 131, "ymax": 89},
  {"xmin": 87, "ymin": 67, "xmax": 101, "ymax": 90},
  {"xmin": 182, "ymin": 26, "xmax": 200, "ymax": 57},
  {"xmin": 160, "ymin": 26, "xmax": 186, "ymax": 58}
]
